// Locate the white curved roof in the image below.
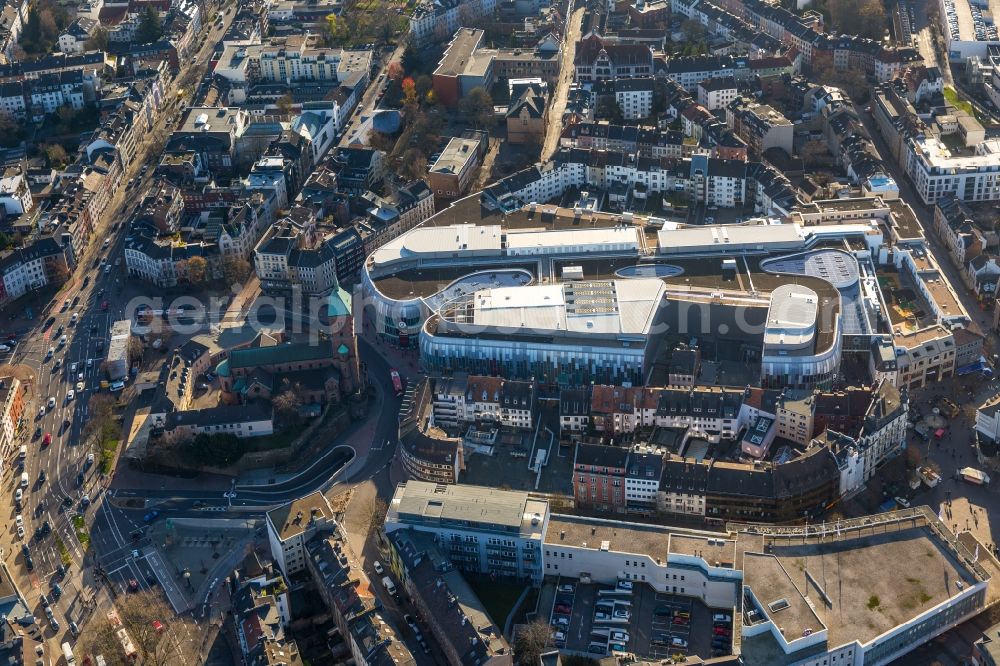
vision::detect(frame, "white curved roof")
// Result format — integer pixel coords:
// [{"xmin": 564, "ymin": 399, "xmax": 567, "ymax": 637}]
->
[{"xmin": 763, "ymin": 284, "xmax": 817, "ymax": 351}]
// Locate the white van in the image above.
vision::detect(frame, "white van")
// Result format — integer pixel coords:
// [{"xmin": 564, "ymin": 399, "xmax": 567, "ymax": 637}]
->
[
  {"xmin": 20, "ymin": 472, "xmax": 28, "ymax": 488},
  {"xmin": 18, "ymin": 445, "xmax": 26, "ymax": 459}
]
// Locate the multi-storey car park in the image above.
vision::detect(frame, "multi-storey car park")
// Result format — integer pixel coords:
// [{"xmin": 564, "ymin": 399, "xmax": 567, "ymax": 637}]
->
[
  {"xmin": 383, "ymin": 481, "xmax": 998, "ymax": 666},
  {"xmin": 361, "ymin": 176, "xmax": 979, "ymax": 392}
]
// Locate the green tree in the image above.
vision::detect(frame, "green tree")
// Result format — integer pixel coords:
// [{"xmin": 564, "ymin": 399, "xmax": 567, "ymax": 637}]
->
[
  {"xmin": 136, "ymin": 6, "xmax": 163, "ymax": 43},
  {"xmin": 386, "ymin": 60, "xmax": 404, "ymax": 81},
  {"xmin": 402, "ymin": 42, "xmax": 423, "ymax": 74},
  {"xmin": 414, "ymin": 74, "xmax": 433, "ymax": 99},
  {"xmin": 827, "ymin": 0, "xmax": 885, "ymax": 40},
  {"xmin": 324, "ymin": 13, "xmax": 347, "ymax": 45},
  {"xmin": 55, "ymin": 104, "xmax": 78, "ymax": 131},
  {"xmin": 20, "ymin": 8, "xmax": 42, "ymax": 53},
  {"xmin": 0, "ymin": 117, "xmax": 23, "ymax": 148},
  {"xmin": 39, "ymin": 9, "xmax": 59, "ymax": 43},
  {"xmin": 184, "ymin": 432, "xmax": 243, "ymax": 466}
]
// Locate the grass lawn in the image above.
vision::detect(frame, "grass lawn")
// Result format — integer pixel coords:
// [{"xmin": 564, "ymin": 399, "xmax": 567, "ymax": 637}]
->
[
  {"xmin": 944, "ymin": 87, "xmax": 979, "ymax": 118},
  {"xmin": 55, "ymin": 538, "xmax": 71, "ymax": 566},
  {"xmin": 71, "ymin": 515, "xmax": 90, "ymax": 549},
  {"xmin": 467, "ymin": 579, "xmax": 527, "ymax": 627},
  {"xmin": 99, "ymin": 422, "xmax": 120, "ymax": 474}
]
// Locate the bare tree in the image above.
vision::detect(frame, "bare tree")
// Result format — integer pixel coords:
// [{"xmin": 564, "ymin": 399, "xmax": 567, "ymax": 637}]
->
[
  {"xmin": 398, "ymin": 147, "xmax": 427, "ymax": 182},
  {"xmin": 185, "ymin": 256, "xmax": 209, "ymax": 284},
  {"xmin": 81, "ymin": 592, "xmax": 198, "ymax": 666},
  {"xmin": 83, "ymin": 394, "xmax": 116, "ymax": 444},
  {"xmin": 86, "ymin": 26, "xmax": 109, "ymax": 50},
  {"xmin": 513, "ymin": 619, "xmax": 551, "ymax": 665},
  {"xmin": 127, "ymin": 336, "xmax": 145, "ymax": 366},
  {"xmin": 47, "ymin": 261, "xmax": 71, "ymax": 284},
  {"xmin": 276, "ymin": 94, "xmax": 294, "ymax": 115},
  {"xmin": 221, "ymin": 255, "xmax": 252, "ymax": 287},
  {"xmin": 272, "ymin": 379, "xmax": 305, "ymax": 425},
  {"xmin": 366, "ymin": 497, "xmax": 388, "ymax": 536}
]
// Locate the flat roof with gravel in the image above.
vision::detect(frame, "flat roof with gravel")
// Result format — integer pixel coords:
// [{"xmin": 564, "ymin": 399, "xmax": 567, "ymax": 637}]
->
[{"xmin": 738, "ymin": 517, "xmax": 980, "ymax": 650}]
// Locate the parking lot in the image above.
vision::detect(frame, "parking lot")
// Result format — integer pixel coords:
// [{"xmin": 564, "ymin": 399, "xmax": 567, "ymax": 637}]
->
[{"xmin": 540, "ymin": 578, "xmax": 729, "ymax": 660}]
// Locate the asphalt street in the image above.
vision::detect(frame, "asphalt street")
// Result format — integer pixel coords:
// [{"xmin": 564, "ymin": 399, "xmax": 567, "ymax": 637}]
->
[{"xmin": 0, "ymin": 5, "xmax": 238, "ymax": 649}]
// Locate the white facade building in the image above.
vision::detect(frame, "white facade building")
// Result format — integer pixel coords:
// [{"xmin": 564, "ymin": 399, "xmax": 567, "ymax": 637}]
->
[
  {"xmin": 265, "ymin": 492, "xmax": 335, "ymax": 576},
  {"xmin": 384, "ymin": 481, "xmax": 548, "ymax": 583}
]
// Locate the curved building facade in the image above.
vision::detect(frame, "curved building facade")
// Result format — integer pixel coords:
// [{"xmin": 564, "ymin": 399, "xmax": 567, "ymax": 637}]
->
[{"xmin": 759, "ymin": 284, "xmax": 843, "ymax": 389}]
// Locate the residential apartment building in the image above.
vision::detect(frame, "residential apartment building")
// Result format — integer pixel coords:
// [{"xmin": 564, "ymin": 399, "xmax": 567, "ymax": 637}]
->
[
  {"xmin": 595, "ymin": 76, "xmax": 655, "ymax": 120},
  {"xmin": 399, "ymin": 379, "xmax": 463, "ymax": 484},
  {"xmin": 0, "ymin": 168, "xmax": 31, "ymax": 216},
  {"xmin": 265, "ymin": 492, "xmax": 335, "ymax": 576},
  {"xmin": 697, "ymin": 76, "xmax": 738, "ymax": 110},
  {"xmin": 625, "ymin": 448, "xmax": 665, "ymax": 514},
  {"xmin": 0, "ymin": 376, "xmax": 25, "ymax": 470},
  {"xmin": 726, "ymin": 98, "xmax": 794, "ymax": 156},
  {"xmin": 254, "ymin": 217, "xmax": 340, "ymax": 296},
  {"xmin": 873, "ymin": 79, "xmax": 1000, "ymax": 205},
  {"xmin": 359, "ymin": 181, "xmax": 435, "ymax": 249},
  {"xmin": 934, "ymin": 195, "xmax": 984, "ymax": 268},
  {"xmin": 386, "ymin": 530, "xmax": 511, "ymax": 666},
  {"xmin": 574, "ymin": 34, "xmax": 654, "ymax": 82},
  {"xmin": 0, "ymin": 238, "xmax": 69, "ymax": 307},
  {"xmin": 383, "ymin": 481, "xmax": 548, "ymax": 583},
  {"xmin": 409, "ymin": 0, "xmax": 497, "ymax": 44},
  {"xmin": 229, "ymin": 558, "xmax": 298, "ymax": 666},
  {"xmin": 57, "ymin": 17, "xmax": 98, "ymax": 53},
  {"xmin": 665, "ymin": 54, "xmax": 749, "ymax": 91},
  {"xmin": 305, "ymin": 532, "xmax": 416, "ymax": 666},
  {"xmin": 658, "ymin": 456, "xmax": 709, "ymax": 516},
  {"xmin": 573, "ymin": 442, "xmax": 628, "ymax": 513}
]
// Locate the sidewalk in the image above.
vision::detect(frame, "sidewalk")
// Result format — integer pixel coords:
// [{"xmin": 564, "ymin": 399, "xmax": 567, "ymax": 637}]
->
[{"xmin": 359, "ymin": 315, "xmax": 422, "ymax": 379}]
